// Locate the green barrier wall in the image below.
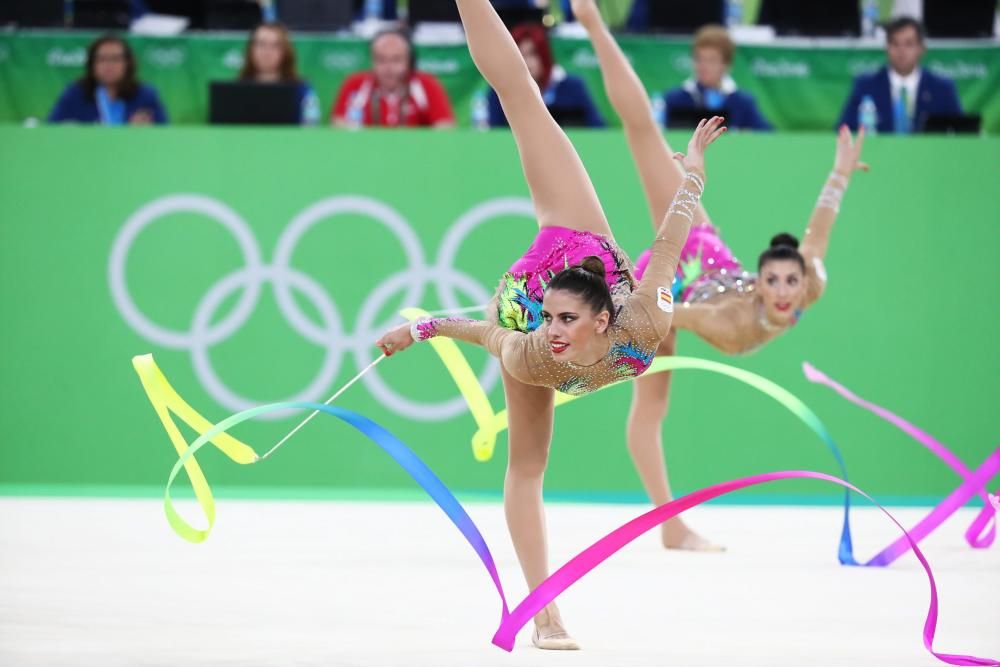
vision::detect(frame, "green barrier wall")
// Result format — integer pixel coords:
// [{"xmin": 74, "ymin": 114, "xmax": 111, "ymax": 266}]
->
[
  {"xmin": 0, "ymin": 127, "xmax": 998, "ymax": 502},
  {"xmin": 1, "ymin": 31, "xmax": 998, "ymax": 132}
]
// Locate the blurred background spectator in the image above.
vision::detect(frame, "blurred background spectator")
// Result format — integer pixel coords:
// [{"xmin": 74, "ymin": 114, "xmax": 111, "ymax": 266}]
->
[
  {"xmin": 238, "ymin": 21, "xmax": 320, "ymax": 124},
  {"xmin": 837, "ymin": 16, "xmax": 962, "ymax": 133},
  {"xmin": 331, "ymin": 26, "xmax": 455, "ymax": 128},
  {"xmin": 48, "ymin": 34, "xmax": 168, "ymax": 125},
  {"xmin": 486, "ymin": 23, "xmax": 605, "ymax": 129},
  {"xmin": 661, "ymin": 25, "xmax": 771, "ymax": 131}
]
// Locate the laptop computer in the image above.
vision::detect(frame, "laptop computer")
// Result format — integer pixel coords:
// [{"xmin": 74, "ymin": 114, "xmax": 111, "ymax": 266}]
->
[
  {"xmin": 549, "ymin": 106, "xmax": 594, "ymax": 129},
  {"xmin": 209, "ymin": 82, "xmax": 302, "ymax": 125},
  {"xmin": 277, "ymin": 0, "xmax": 354, "ymax": 32},
  {"xmin": 921, "ymin": 114, "xmax": 982, "ymax": 135},
  {"xmin": 407, "ymin": 0, "xmax": 461, "ymax": 24},
  {"xmin": 666, "ymin": 106, "xmax": 729, "ymax": 130},
  {"xmin": 648, "ymin": 0, "xmax": 724, "ymax": 34}
]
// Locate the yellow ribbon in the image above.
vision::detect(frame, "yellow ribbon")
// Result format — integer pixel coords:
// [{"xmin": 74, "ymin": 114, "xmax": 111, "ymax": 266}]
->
[
  {"xmin": 399, "ymin": 309, "xmax": 829, "ymax": 463},
  {"xmin": 133, "ymin": 354, "xmax": 257, "ymax": 542}
]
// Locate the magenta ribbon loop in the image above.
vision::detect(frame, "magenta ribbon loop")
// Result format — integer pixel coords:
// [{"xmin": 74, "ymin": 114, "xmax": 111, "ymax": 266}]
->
[{"xmin": 804, "ymin": 362, "xmax": 999, "ymax": 566}]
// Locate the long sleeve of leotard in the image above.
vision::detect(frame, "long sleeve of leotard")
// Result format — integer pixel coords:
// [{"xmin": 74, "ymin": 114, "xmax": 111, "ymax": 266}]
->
[
  {"xmin": 799, "ymin": 170, "xmax": 850, "ymax": 305},
  {"xmin": 626, "ymin": 168, "xmax": 706, "ymax": 342},
  {"xmin": 410, "ymin": 317, "xmax": 538, "ymax": 384}
]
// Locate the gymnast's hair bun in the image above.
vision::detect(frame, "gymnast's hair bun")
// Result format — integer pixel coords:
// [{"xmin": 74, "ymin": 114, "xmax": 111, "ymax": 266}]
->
[
  {"xmin": 769, "ymin": 233, "xmax": 800, "ymax": 249},
  {"xmin": 578, "ymin": 256, "xmax": 607, "ymax": 279}
]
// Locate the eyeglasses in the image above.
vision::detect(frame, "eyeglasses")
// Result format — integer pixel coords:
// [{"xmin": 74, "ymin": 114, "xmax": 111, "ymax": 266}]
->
[{"xmin": 95, "ymin": 53, "xmax": 126, "ymax": 63}]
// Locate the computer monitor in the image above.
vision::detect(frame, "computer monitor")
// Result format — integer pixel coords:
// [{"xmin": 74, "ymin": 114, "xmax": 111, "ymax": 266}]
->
[
  {"xmin": 921, "ymin": 114, "xmax": 982, "ymax": 135},
  {"xmin": 204, "ymin": 0, "xmax": 263, "ymax": 30},
  {"xmin": 72, "ymin": 0, "xmax": 131, "ymax": 28},
  {"xmin": 495, "ymin": 6, "xmax": 545, "ymax": 30},
  {"xmin": 6, "ymin": 0, "xmax": 63, "ymax": 27},
  {"xmin": 144, "ymin": 0, "xmax": 204, "ymax": 27},
  {"xmin": 647, "ymin": 0, "xmax": 724, "ymax": 34},
  {"xmin": 758, "ymin": 0, "xmax": 860, "ymax": 37},
  {"xmin": 277, "ymin": 0, "xmax": 354, "ymax": 32},
  {"xmin": 209, "ymin": 81, "xmax": 302, "ymax": 125},
  {"xmin": 549, "ymin": 106, "xmax": 593, "ymax": 129},
  {"xmin": 924, "ymin": 0, "xmax": 995, "ymax": 37},
  {"xmin": 666, "ymin": 106, "xmax": 729, "ymax": 130},
  {"xmin": 407, "ymin": 0, "xmax": 461, "ymax": 24}
]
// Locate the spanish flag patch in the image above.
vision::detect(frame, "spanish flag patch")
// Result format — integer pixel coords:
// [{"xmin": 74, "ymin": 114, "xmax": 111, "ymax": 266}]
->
[{"xmin": 657, "ymin": 286, "xmax": 674, "ymax": 313}]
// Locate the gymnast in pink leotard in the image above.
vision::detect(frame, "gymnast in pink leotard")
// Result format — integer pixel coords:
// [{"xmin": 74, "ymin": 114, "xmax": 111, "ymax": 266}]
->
[
  {"xmin": 571, "ymin": 0, "xmax": 868, "ymax": 552},
  {"xmin": 374, "ymin": 0, "xmax": 727, "ymax": 650}
]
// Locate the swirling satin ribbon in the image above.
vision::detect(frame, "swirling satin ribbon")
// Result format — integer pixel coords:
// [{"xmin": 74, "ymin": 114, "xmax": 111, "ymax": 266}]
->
[
  {"xmin": 133, "ymin": 354, "xmax": 997, "ymax": 664},
  {"xmin": 400, "ymin": 309, "xmax": 1000, "ymax": 568},
  {"xmin": 803, "ymin": 362, "xmax": 999, "ymax": 565}
]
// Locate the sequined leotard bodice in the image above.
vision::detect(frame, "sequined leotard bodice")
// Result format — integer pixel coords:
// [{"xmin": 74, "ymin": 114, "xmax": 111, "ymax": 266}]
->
[{"xmin": 410, "ymin": 170, "xmax": 707, "ymax": 395}]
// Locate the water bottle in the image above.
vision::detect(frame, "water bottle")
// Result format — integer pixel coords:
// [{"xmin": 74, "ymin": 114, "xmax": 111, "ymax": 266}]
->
[
  {"xmin": 64, "ymin": 0, "xmax": 74, "ymax": 27},
  {"xmin": 861, "ymin": 0, "xmax": 879, "ymax": 38},
  {"xmin": 725, "ymin": 0, "xmax": 744, "ymax": 28},
  {"xmin": 651, "ymin": 94, "xmax": 667, "ymax": 128},
  {"xmin": 858, "ymin": 95, "xmax": 878, "ymax": 134},
  {"xmin": 302, "ymin": 91, "xmax": 321, "ymax": 126},
  {"xmin": 259, "ymin": 0, "xmax": 276, "ymax": 22},
  {"xmin": 364, "ymin": 0, "xmax": 382, "ymax": 21},
  {"xmin": 471, "ymin": 89, "xmax": 490, "ymax": 130},
  {"xmin": 347, "ymin": 93, "xmax": 365, "ymax": 129}
]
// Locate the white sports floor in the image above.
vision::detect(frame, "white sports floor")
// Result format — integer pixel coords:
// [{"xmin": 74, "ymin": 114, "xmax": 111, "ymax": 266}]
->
[{"xmin": 1, "ymin": 498, "xmax": 997, "ymax": 666}]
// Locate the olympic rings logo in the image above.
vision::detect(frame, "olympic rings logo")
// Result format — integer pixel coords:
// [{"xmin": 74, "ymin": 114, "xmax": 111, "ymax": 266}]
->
[{"xmin": 108, "ymin": 194, "xmax": 536, "ymax": 420}]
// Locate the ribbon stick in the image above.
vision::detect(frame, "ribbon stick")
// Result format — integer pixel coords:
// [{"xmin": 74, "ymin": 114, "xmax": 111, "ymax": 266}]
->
[
  {"xmin": 804, "ymin": 362, "xmax": 999, "ymax": 565},
  {"xmin": 134, "ymin": 354, "xmax": 996, "ymax": 665}
]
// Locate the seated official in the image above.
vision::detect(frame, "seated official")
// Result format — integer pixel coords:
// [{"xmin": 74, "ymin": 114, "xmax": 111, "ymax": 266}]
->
[
  {"xmin": 662, "ymin": 25, "xmax": 772, "ymax": 131},
  {"xmin": 487, "ymin": 23, "xmax": 605, "ymax": 129},
  {"xmin": 331, "ymin": 27, "xmax": 455, "ymax": 128},
  {"xmin": 837, "ymin": 16, "xmax": 962, "ymax": 133},
  {"xmin": 49, "ymin": 35, "xmax": 167, "ymax": 125},
  {"xmin": 238, "ymin": 22, "xmax": 320, "ymax": 125}
]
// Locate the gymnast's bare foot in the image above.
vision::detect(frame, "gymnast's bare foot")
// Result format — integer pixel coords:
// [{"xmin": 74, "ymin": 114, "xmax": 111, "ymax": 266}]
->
[
  {"xmin": 531, "ymin": 604, "xmax": 580, "ymax": 650},
  {"xmin": 662, "ymin": 518, "xmax": 725, "ymax": 552}
]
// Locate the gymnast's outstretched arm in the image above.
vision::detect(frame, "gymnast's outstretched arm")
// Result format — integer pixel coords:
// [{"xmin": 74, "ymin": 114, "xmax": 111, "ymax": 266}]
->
[
  {"xmin": 571, "ymin": 0, "xmax": 711, "ymax": 230},
  {"xmin": 798, "ymin": 125, "xmax": 868, "ymax": 304},
  {"xmin": 629, "ymin": 118, "xmax": 726, "ymax": 339}
]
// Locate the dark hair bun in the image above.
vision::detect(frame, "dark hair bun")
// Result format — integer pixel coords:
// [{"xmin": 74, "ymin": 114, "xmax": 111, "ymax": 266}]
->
[
  {"xmin": 770, "ymin": 233, "xmax": 800, "ymax": 249},
  {"xmin": 578, "ymin": 256, "xmax": 607, "ymax": 279}
]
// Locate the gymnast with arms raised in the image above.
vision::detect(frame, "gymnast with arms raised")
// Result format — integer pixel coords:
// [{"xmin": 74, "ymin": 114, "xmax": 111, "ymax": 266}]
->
[{"xmin": 568, "ymin": 0, "xmax": 869, "ymax": 553}]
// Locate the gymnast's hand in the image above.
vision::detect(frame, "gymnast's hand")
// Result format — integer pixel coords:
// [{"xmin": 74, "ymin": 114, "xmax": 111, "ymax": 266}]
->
[
  {"xmin": 673, "ymin": 116, "xmax": 727, "ymax": 176},
  {"xmin": 375, "ymin": 323, "xmax": 415, "ymax": 357},
  {"xmin": 833, "ymin": 124, "xmax": 870, "ymax": 177},
  {"xmin": 570, "ymin": 0, "xmax": 601, "ymax": 28}
]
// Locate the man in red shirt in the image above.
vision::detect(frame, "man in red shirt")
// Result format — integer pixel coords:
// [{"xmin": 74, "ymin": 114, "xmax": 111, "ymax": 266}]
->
[{"xmin": 332, "ymin": 27, "xmax": 456, "ymax": 128}]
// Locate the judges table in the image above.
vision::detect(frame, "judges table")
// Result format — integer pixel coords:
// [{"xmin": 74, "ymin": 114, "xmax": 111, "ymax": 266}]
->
[{"xmin": 1, "ymin": 30, "xmax": 998, "ymax": 131}]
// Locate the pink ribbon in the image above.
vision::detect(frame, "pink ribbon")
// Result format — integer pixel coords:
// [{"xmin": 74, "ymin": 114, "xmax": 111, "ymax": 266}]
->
[
  {"xmin": 489, "ymin": 469, "xmax": 998, "ymax": 665},
  {"xmin": 804, "ymin": 362, "xmax": 999, "ymax": 565}
]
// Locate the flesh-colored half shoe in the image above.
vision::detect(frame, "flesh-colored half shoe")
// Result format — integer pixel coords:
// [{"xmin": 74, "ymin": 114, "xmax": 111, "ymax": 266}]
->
[
  {"xmin": 531, "ymin": 627, "xmax": 581, "ymax": 650},
  {"xmin": 665, "ymin": 530, "xmax": 726, "ymax": 552}
]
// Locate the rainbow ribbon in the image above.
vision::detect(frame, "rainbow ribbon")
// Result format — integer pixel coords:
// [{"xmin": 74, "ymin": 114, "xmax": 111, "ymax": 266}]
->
[
  {"xmin": 401, "ymin": 308, "xmax": 1000, "ymax": 567},
  {"xmin": 133, "ymin": 354, "xmax": 997, "ymax": 664},
  {"xmin": 803, "ymin": 362, "xmax": 999, "ymax": 565}
]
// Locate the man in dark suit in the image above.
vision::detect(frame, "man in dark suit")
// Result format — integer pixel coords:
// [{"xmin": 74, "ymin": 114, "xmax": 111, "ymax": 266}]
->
[{"xmin": 837, "ymin": 16, "xmax": 962, "ymax": 133}]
